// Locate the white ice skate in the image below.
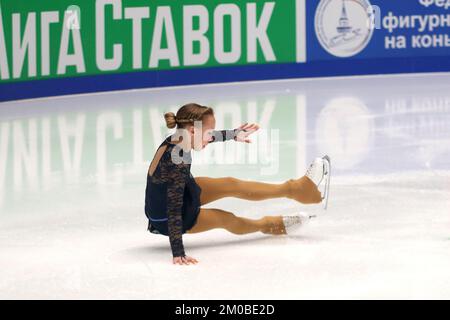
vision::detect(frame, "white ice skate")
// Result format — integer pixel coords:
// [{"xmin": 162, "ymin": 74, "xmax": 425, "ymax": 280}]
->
[
  {"xmin": 305, "ymin": 155, "xmax": 331, "ymax": 210},
  {"xmin": 282, "ymin": 212, "xmax": 314, "ymax": 234}
]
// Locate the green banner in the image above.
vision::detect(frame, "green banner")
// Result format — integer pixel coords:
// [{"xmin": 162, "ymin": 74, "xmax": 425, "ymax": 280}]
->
[{"xmin": 0, "ymin": 0, "xmax": 301, "ymax": 83}]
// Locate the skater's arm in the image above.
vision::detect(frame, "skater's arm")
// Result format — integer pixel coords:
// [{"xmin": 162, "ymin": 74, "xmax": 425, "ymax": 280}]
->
[
  {"xmin": 210, "ymin": 129, "xmax": 241, "ymax": 143},
  {"xmin": 166, "ymin": 165, "xmax": 188, "ymax": 258},
  {"xmin": 210, "ymin": 123, "xmax": 260, "ymax": 143}
]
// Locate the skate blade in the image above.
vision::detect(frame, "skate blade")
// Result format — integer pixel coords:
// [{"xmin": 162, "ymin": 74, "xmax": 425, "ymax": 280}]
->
[{"xmin": 321, "ymin": 155, "xmax": 331, "ymax": 210}]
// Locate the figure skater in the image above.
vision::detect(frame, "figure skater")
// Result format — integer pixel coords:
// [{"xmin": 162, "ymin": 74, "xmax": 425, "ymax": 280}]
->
[{"xmin": 145, "ymin": 103, "xmax": 330, "ymax": 265}]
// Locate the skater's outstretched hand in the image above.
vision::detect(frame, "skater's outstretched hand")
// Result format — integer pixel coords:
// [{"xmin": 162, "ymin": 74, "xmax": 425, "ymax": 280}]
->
[
  {"xmin": 173, "ymin": 255, "xmax": 198, "ymax": 265},
  {"xmin": 235, "ymin": 123, "xmax": 260, "ymax": 143}
]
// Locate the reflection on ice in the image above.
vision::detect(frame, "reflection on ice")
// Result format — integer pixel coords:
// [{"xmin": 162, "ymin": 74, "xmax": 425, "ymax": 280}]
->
[
  {"xmin": 316, "ymin": 96, "xmax": 373, "ymax": 170},
  {"xmin": 1, "ymin": 74, "xmax": 449, "ymax": 211}
]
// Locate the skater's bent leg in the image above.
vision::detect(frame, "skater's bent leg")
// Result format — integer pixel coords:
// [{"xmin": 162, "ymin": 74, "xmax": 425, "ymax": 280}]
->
[
  {"xmin": 194, "ymin": 176, "xmax": 321, "ymax": 205},
  {"xmin": 186, "ymin": 208, "xmax": 286, "ymax": 235}
]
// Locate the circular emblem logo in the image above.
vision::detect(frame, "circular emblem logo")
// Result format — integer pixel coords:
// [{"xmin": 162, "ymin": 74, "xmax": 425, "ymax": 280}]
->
[{"xmin": 315, "ymin": 0, "xmax": 374, "ymax": 58}]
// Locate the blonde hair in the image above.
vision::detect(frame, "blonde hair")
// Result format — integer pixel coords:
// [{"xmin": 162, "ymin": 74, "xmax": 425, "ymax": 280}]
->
[{"xmin": 164, "ymin": 103, "xmax": 214, "ymax": 129}]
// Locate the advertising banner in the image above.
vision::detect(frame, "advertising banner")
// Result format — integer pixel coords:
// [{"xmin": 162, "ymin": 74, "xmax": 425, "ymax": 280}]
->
[{"xmin": 0, "ymin": 0, "xmax": 449, "ymax": 101}]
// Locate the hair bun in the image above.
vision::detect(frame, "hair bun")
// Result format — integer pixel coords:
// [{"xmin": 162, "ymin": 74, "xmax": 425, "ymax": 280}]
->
[{"xmin": 164, "ymin": 112, "xmax": 177, "ymax": 129}]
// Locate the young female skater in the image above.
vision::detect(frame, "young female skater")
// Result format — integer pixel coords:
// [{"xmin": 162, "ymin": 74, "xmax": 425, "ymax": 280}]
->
[{"xmin": 145, "ymin": 103, "xmax": 330, "ymax": 265}]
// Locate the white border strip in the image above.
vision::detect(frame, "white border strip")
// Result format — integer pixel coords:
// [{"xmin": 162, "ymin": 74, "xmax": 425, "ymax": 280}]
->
[{"xmin": 296, "ymin": 0, "xmax": 307, "ymax": 63}]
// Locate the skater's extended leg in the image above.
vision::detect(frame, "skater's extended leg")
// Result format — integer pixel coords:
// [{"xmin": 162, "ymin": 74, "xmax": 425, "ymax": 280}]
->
[
  {"xmin": 195, "ymin": 176, "xmax": 321, "ymax": 206},
  {"xmin": 186, "ymin": 208, "xmax": 287, "ymax": 235},
  {"xmin": 195, "ymin": 177, "xmax": 288, "ymax": 204}
]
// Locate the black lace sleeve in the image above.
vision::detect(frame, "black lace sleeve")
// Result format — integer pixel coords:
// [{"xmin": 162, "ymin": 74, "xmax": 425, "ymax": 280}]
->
[
  {"xmin": 210, "ymin": 129, "xmax": 241, "ymax": 143},
  {"xmin": 166, "ymin": 162, "xmax": 188, "ymax": 258}
]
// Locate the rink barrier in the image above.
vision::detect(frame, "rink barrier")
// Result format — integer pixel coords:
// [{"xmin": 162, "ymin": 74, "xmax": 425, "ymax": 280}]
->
[{"xmin": 1, "ymin": 56, "xmax": 449, "ymax": 102}]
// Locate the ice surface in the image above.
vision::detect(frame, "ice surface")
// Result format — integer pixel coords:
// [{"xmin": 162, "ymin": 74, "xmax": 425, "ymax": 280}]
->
[{"xmin": 0, "ymin": 73, "xmax": 449, "ymax": 299}]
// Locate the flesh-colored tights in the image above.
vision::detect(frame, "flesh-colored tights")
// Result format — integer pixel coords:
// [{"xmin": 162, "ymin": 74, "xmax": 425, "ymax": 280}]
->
[{"xmin": 186, "ymin": 176, "xmax": 321, "ymax": 235}]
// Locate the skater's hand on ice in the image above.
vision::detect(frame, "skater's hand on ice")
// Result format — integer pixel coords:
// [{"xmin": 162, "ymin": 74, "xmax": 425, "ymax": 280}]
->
[
  {"xmin": 173, "ymin": 255, "xmax": 198, "ymax": 265},
  {"xmin": 234, "ymin": 123, "xmax": 260, "ymax": 143}
]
